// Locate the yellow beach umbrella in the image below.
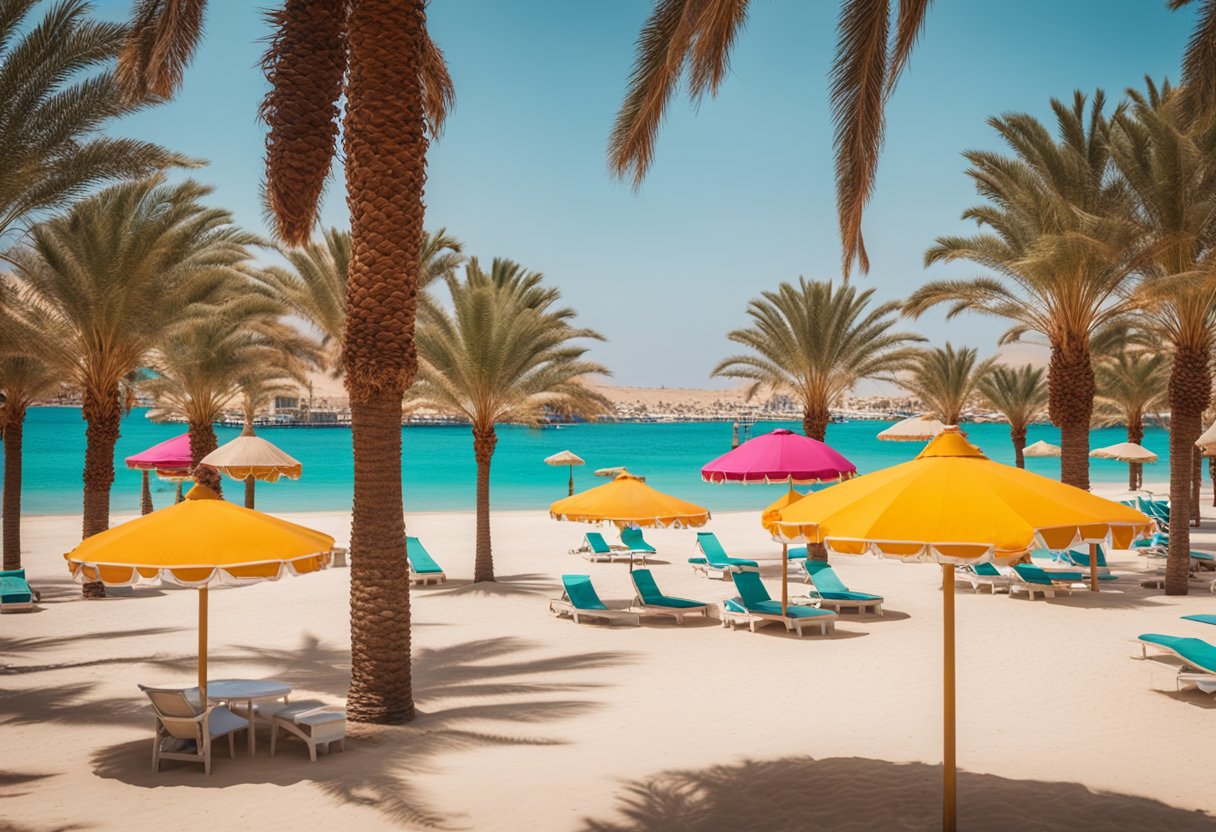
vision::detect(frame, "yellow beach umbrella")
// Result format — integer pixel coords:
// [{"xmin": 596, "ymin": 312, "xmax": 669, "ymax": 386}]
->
[
  {"xmin": 550, "ymin": 471, "xmax": 709, "ymax": 528},
  {"xmin": 771, "ymin": 428, "xmax": 1151, "ymax": 832},
  {"xmin": 65, "ymin": 484, "xmax": 334, "ymax": 702}
]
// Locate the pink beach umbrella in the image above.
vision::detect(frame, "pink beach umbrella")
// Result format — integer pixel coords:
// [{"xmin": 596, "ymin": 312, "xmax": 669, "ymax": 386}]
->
[
  {"xmin": 701, "ymin": 429, "xmax": 857, "ymax": 612},
  {"xmin": 125, "ymin": 433, "xmax": 194, "ymax": 514}
]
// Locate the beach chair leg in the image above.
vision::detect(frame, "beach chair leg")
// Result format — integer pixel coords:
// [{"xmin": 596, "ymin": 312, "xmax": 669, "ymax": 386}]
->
[
  {"xmin": 270, "ymin": 725, "xmax": 278, "ymax": 756},
  {"xmin": 228, "ymin": 732, "xmax": 235, "ymax": 758},
  {"xmin": 308, "ymin": 741, "xmax": 317, "ymax": 763}
]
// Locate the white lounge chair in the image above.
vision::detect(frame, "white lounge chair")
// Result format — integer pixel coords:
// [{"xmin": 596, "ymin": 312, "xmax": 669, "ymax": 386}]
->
[
  {"xmin": 139, "ymin": 685, "xmax": 248, "ymax": 775},
  {"xmin": 956, "ymin": 563, "xmax": 1012, "ymax": 594},
  {"xmin": 270, "ymin": 700, "xmax": 347, "ymax": 762}
]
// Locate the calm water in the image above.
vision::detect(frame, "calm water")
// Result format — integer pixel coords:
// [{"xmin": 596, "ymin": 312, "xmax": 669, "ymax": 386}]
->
[{"xmin": 1, "ymin": 407, "xmax": 1169, "ymax": 516}]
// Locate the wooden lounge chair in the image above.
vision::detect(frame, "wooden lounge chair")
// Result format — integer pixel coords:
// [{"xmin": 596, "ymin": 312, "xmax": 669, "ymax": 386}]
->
[
  {"xmin": 688, "ymin": 532, "xmax": 759, "ymax": 580},
  {"xmin": 406, "ymin": 536, "xmax": 446, "ymax": 585},
  {"xmin": 270, "ymin": 700, "xmax": 346, "ymax": 762},
  {"xmin": 720, "ymin": 571, "xmax": 836, "ymax": 637},
  {"xmin": 801, "ymin": 561, "xmax": 884, "ymax": 615},
  {"xmin": 629, "ymin": 568, "xmax": 710, "ymax": 624},
  {"xmin": 550, "ymin": 574, "xmax": 640, "ymax": 626},
  {"xmin": 0, "ymin": 568, "xmax": 38, "ymax": 612},
  {"xmin": 139, "ymin": 685, "xmax": 248, "ymax": 775}
]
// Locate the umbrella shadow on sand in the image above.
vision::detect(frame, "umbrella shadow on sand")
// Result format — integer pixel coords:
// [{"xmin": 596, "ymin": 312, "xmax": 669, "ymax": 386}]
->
[
  {"xmin": 75, "ymin": 634, "xmax": 635, "ymax": 830},
  {"xmin": 579, "ymin": 756, "xmax": 1216, "ymax": 832}
]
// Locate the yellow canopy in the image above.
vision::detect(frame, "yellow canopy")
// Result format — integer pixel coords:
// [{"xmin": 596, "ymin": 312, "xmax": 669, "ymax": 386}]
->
[
  {"xmin": 200, "ymin": 435, "xmax": 303, "ymax": 483},
  {"xmin": 549, "ymin": 472, "xmax": 709, "ymax": 528},
  {"xmin": 761, "ymin": 487, "xmax": 804, "ymax": 535},
  {"xmin": 773, "ymin": 428, "xmax": 1152, "ymax": 561},
  {"xmin": 66, "ymin": 483, "xmax": 333, "ymax": 586}
]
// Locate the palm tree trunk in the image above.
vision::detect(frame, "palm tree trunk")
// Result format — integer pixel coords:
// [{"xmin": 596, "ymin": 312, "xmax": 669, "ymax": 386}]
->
[
  {"xmin": 340, "ymin": 0, "xmax": 427, "ymax": 726},
  {"xmin": 1048, "ymin": 338, "xmax": 1094, "ymax": 490},
  {"xmin": 1010, "ymin": 424, "xmax": 1027, "ymax": 469},
  {"xmin": 2, "ymin": 404, "xmax": 26, "ymax": 571},
  {"xmin": 188, "ymin": 420, "xmax": 223, "ymax": 495},
  {"xmin": 1128, "ymin": 418, "xmax": 1144, "ymax": 491},
  {"xmin": 1209, "ymin": 455, "xmax": 1216, "ymax": 507},
  {"xmin": 802, "ymin": 401, "xmax": 830, "ymax": 442},
  {"xmin": 1193, "ymin": 445, "xmax": 1203, "ymax": 527},
  {"xmin": 81, "ymin": 385, "xmax": 121, "ymax": 598},
  {"xmin": 244, "ymin": 476, "xmax": 256, "ymax": 509},
  {"xmin": 808, "ymin": 542, "xmax": 829, "ymax": 562},
  {"xmin": 473, "ymin": 425, "xmax": 497, "ymax": 582},
  {"xmin": 140, "ymin": 470, "xmax": 153, "ymax": 515},
  {"xmin": 1165, "ymin": 344, "xmax": 1211, "ymax": 595}
]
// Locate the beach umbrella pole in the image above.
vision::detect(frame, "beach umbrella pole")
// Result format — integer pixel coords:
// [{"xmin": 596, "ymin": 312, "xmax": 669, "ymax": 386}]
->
[
  {"xmin": 198, "ymin": 586, "xmax": 208, "ymax": 704},
  {"xmin": 1089, "ymin": 542, "xmax": 1099, "ymax": 593},
  {"xmin": 942, "ymin": 562, "xmax": 956, "ymax": 832},
  {"xmin": 568, "ymin": 465, "xmax": 574, "ymax": 497},
  {"xmin": 781, "ymin": 543, "xmax": 788, "ymax": 615}
]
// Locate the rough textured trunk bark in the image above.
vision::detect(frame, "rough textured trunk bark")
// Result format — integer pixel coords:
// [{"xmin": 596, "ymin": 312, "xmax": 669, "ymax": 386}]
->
[
  {"xmin": 808, "ymin": 542, "xmax": 829, "ymax": 562},
  {"xmin": 1048, "ymin": 338, "xmax": 1094, "ymax": 491},
  {"xmin": 1011, "ymin": 424, "xmax": 1027, "ymax": 469},
  {"xmin": 802, "ymin": 400, "xmax": 829, "ymax": 442},
  {"xmin": 1209, "ymin": 455, "xmax": 1216, "ymax": 507},
  {"xmin": 1166, "ymin": 344, "xmax": 1211, "ymax": 595},
  {"xmin": 81, "ymin": 385, "xmax": 121, "ymax": 598},
  {"xmin": 244, "ymin": 477, "xmax": 256, "ymax": 509},
  {"xmin": 188, "ymin": 420, "xmax": 223, "ymax": 495},
  {"xmin": 2, "ymin": 405, "xmax": 25, "ymax": 571},
  {"xmin": 341, "ymin": 0, "xmax": 427, "ymax": 725},
  {"xmin": 1193, "ymin": 444, "xmax": 1203, "ymax": 527},
  {"xmin": 473, "ymin": 425, "xmax": 497, "ymax": 582},
  {"xmin": 1128, "ymin": 419, "xmax": 1144, "ymax": 491},
  {"xmin": 140, "ymin": 470, "xmax": 153, "ymax": 515}
]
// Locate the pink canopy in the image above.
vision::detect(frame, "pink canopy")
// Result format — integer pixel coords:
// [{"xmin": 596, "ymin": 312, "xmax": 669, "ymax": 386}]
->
[
  {"xmin": 125, "ymin": 433, "xmax": 193, "ymax": 473},
  {"xmin": 701, "ymin": 428, "xmax": 857, "ymax": 485}
]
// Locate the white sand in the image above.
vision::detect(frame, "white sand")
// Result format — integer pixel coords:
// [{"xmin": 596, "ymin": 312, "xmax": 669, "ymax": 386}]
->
[{"xmin": 5, "ymin": 489, "xmax": 1216, "ymax": 831}]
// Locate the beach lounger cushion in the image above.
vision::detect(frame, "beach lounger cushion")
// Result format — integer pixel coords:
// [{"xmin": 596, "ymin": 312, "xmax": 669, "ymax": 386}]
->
[
  {"xmin": 802, "ymin": 562, "xmax": 883, "ymax": 602},
  {"xmin": 631, "ymin": 569, "xmax": 705, "ymax": 609},
  {"xmin": 406, "ymin": 537, "xmax": 444, "ymax": 573},
  {"xmin": 1138, "ymin": 634, "xmax": 1216, "ymax": 675},
  {"xmin": 0, "ymin": 568, "xmax": 36, "ymax": 611},
  {"xmin": 551, "ymin": 575, "xmax": 640, "ymax": 626},
  {"xmin": 1182, "ymin": 614, "xmax": 1216, "ymax": 627},
  {"xmin": 722, "ymin": 571, "xmax": 836, "ymax": 636},
  {"xmin": 695, "ymin": 532, "xmax": 758, "ymax": 568},
  {"xmin": 270, "ymin": 700, "xmax": 346, "ymax": 762},
  {"xmin": 620, "ymin": 527, "xmax": 656, "ymax": 554}
]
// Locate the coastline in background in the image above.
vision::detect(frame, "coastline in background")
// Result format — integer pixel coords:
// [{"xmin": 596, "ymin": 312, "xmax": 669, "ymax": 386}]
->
[{"xmin": 6, "ymin": 407, "xmax": 1169, "ymax": 516}]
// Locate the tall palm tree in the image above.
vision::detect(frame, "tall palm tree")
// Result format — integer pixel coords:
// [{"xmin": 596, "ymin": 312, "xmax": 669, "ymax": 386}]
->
[
  {"xmin": 904, "ymin": 343, "xmax": 993, "ymax": 426},
  {"xmin": 713, "ymin": 278, "xmax": 922, "ymax": 440},
  {"xmin": 255, "ymin": 227, "xmax": 463, "ymax": 374},
  {"xmin": 119, "ymin": 0, "xmax": 456, "ymax": 723},
  {"xmin": 976, "ymin": 364, "xmax": 1046, "ymax": 468},
  {"xmin": 0, "ymin": 0, "xmax": 189, "ymax": 248},
  {"xmin": 7, "ymin": 177, "xmax": 255, "ymax": 597},
  {"xmin": 1093, "ymin": 349, "xmax": 1168, "ymax": 489},
  {"xmin": 1108, "ymin": 79, "xmax": 1216, "ymax": 592},
  {"xmin": 411, "ymin": 264, "xmax": 610, "ymax": 582},
  {"xmin": 905, "ymin": 91, "xmax": 1141, "ymax": 491}
]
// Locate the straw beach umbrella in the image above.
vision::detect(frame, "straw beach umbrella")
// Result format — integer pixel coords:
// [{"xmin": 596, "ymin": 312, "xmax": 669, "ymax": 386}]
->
[
  {"xmin": 65, "ymin": 484, "xmax": 334, "ymax": 703},
  {"xmin": 701, "ymin": 428, "xmax": 857, "ymax": 612},
  {"xmin": 201, "ymin": 435, "xmax": 303, "ymax": 509},
  {"xmin": 877, "ymin": 413, "xmax": 946, "ymax": 442},
  {"xmin": 1090, "ymin": 442, "xmax": 1158, "ymax": 464},
  {"xmin": 125, "ymin": 433, "xmax": 193, "ymax": 514},
  {"xmin": 770, "ymin": 428, "xmax": 1151, "ymax": 831},
  {"xmin": 1197, "ymin": 420, "xmax": 1216, "ymax": 455},
  {"xmin": 1022, "ymin": 439, "xmax": 1061, "ymax": 458},
  {"xmin": 545, "ymin": 450, "xmax": 585, "ymax": 496}
]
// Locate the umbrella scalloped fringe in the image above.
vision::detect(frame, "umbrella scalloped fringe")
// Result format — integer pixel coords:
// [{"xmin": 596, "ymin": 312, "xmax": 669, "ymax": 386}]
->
[
  {"xmin": 701, "ymin": 472, "xmax": 857, "ymax": 486},
  {"xmin": 549, "ymin": 512, "xmax": 711, "ymax": 529},
  {"xmin": 65, "ymin": 550, "xmax": 333, "ymax": 588}
]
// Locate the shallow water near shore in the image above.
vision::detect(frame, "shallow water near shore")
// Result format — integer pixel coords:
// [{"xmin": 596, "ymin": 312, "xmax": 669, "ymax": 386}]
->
[{"xmin": 5, "ymin": 406, "xmax": 1170, "ymax": 515}]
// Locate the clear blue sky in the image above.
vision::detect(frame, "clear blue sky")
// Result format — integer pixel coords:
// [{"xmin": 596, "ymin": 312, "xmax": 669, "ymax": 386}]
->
[{"xmin": 91, "ymin": 0, "xmax": 1196, "ymax": 388}]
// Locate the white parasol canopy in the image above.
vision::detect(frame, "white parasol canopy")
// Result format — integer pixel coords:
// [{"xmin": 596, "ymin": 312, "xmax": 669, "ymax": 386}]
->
[
  {"xmin": 1023, "ymin": 440, "xmax": 1062, "ymax": 458},
  {"xmin": 877, "ymin": 413, "xmax": 947, "ymax": 442},
  {"xmin": 1090, "ymin": 442, "xmax": 1158, "ymax": 464}
]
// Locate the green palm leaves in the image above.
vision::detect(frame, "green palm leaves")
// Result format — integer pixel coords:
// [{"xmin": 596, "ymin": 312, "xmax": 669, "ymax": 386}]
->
[
  {"xmin": 976, "ymin": 364, "xmax": 1046, "ymax": 468},
  {"xmin": 904, "ymin": 343, "xmax": 993, "ymax": 427}
]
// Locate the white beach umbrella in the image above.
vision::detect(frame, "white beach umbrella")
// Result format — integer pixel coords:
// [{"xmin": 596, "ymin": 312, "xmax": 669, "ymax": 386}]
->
[
  {"xmin": 1197, "ymin": 420, "xmax": 1216, "ymax": 456},
  {"xmin": 201, "ymin": 435, "xmax": 302, "ymax": 510},
  {"xmin": 545, "ymin": 449, "xmax": 585, "ymax": 496},
  {"xmin": 1022, "ymin": 440, "xmax": 1062, "ymax": 458},
  {"xmin": 1090, "ymin": 442, "xmax": 1158, "ymax": 464},
  {"xmin": 877, "ymin": 413, "xmax": 947, "ymax": 442}
]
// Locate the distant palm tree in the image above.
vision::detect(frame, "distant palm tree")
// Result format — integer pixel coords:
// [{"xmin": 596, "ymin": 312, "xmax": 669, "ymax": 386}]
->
[
  {"xmin": 714, "ymin": 278, "xmax": 922, "ymax": 440},
  {"xmin": 905, "ymin": 91, "xmax": 1140, "ymax": 491},
  {"xmin": 7, "ymin": 177, "xmax": 256, "ymax": 597},
  {"xmin": 976, "ymin": 365, "xmax": 1046, "ymax": 468},
  {"xmin": 256, "ymin": 228, "xmax": 463, "ymax": 374},
  {"xmin": 1108, "ymin": 80, "xmax": 1216, "ymax": 592},
  {"xmin": 0, "ymin": 0, "xmax": 188, "ymax": 247},
  {"xmin": 1094, "ymin": 350, "xmax": 1168, "ymax": 490},
  {"xmin": 411, "ymin": 262, "xmax": 611, "ymax": 582},
  {"xmin": 904, "ymin": 343, "xmax": 993, "ymax": 426}
]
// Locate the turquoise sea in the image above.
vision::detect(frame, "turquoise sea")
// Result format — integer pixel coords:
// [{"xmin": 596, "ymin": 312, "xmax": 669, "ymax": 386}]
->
[{"xmin": 2, "ymin": 407, "xmax": 1171, "ymax": 516}]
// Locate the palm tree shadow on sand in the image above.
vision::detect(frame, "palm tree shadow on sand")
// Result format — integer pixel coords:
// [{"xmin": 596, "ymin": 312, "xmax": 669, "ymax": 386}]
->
[
  {"xmin": 77, "ymin": 634, "xmax": 634, "ymax": 829},
  {"xmin": 579, "ymin": 756, "xmax": 1216, "ymax": 832}
]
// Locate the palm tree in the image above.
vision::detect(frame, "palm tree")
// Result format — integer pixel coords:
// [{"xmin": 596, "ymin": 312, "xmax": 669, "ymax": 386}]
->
[
  {"xmin": 713, "ymin": 278, "xmax": 922, "ymax": 440},
  {"xmin": 1107, "ymin": 79, "xmax": 1216, "ymax": 592},
  {"xmin": 1094, "ymin": 349, "xmax": 1168, "ymax": 490},
  {"xmin": 411, "ymin": 262, "xmax": 610, "ymax": 582},
  {"xmin": 905, "ymin": 91, "xmax": 1141, "ymax": 491},
  {"xmin": 904, "ymin": 343, "xmax": 993, "ymax": 426},
  {"xmin": 255, "ymin": 227, "xmax": 463, "ymax": 374},
  {"xmin": 0, "ymin": 0, "xmax": 189, "ymax": 248},
  {"xmin": 119, "ymin": 0, "xmax": 456, "ymax": 723},
  {"xmin": 976, "ymin": 364, "xmax": 1046, "ymax": 468},
  {"xmin": 7, "ymin": 177, "xmax": 255, "ymax": 597}
]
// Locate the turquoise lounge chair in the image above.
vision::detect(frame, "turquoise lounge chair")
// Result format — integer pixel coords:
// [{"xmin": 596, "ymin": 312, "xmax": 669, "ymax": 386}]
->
[
  {"xmin": 575, "ymin": 532, "xmax": 629, "ymax": 563},
  {"xmin": 1137, "ymin": 633, "xmax": 1216, "ymax": 676},
  {"xmin": 629, "ymin": 568, "xmax": 709, "ymax": 624},
  {"xmin": 0, "ymin": 568, "xmax": 37, "ymax": 612},
  {"xmin": 801, "ymin": 561, "xmax": 883, "ymax": 615},
  {"xmin": 1061, "ymin": 547, "xmax": 1119, "ymax": 581},
  {"xmin": 688, "ymin": 532, "xmax": 759, "ymax": 579},
  {"xmin": 957, "ymin": 562, "xmax": 1012, "ymax": 593},
  {"xmin": 1009, "ymin": 563, "xmax": 1074, "ymax": 600},
  {"xmin": 620, "ymin": 527, "xmax": 656, "ymax": 555},
  {"xmin": 786, "ymin": 546, "xmax": 809, "ymax": 560},
  {"xmin": 1182, "ymin": 614, "xmax": 1216, "ymax": 627},
  {"xmin": 720, "ymin": 571, "xmax": 836, "ymax": 637},
  {"xmin": 406, "ymin": 537, "xmax": 446, "ymax": 585},
  {"xmin": 550, "ymin": 574, "xmax": 639, "ymax": 626}
]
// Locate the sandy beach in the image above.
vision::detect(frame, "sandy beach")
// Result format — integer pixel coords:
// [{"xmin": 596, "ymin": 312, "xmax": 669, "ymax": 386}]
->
[{"xmin": 5, "ymin": 488, "xmax": 1216, "ymax": 831}]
